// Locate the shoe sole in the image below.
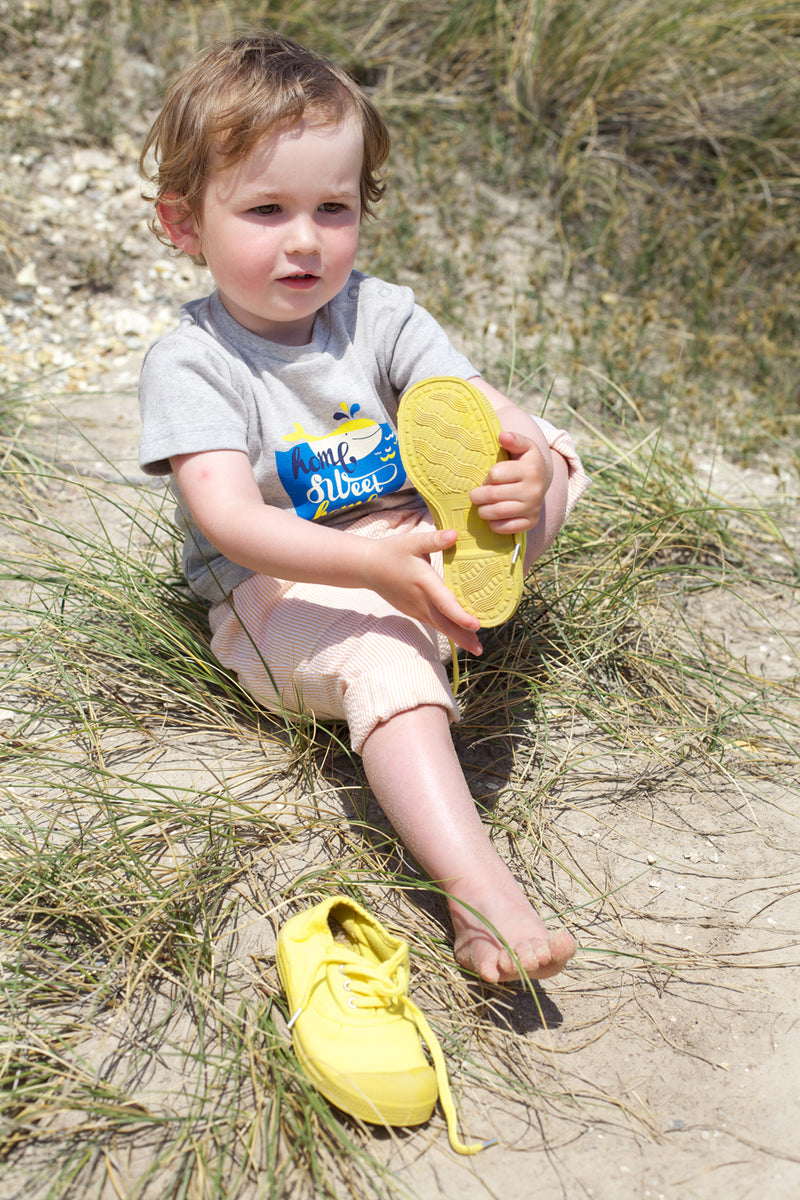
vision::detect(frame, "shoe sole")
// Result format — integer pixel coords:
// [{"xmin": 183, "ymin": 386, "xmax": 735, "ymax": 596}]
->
[{"xmin": 398, "ymin": 377, "xmax": 525, "ymax": 626}]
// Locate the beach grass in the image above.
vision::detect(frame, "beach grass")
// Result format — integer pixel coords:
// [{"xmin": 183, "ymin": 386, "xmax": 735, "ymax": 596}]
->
[
  {"xmin": 2, "ymin": 0, "xmax": 799, "ymax": 1196},
  {"xmin": 113, "ymin": 0, "xmax": 800, "ymax": 443},
  {"xmin": 2, "ymin": 395, "xmax": 797, "ymax": 1195}
]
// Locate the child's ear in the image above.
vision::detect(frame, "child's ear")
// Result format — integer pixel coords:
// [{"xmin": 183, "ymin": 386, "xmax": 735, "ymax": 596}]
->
[{"xmin": 157, "ymin": 195, "xmax": 201, "ymax": 256}]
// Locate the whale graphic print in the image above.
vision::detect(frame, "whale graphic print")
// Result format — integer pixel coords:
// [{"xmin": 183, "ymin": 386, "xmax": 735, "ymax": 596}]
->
[{"xmin": 275, "ymin": 402, "xmax": 406, "ymax": 521}]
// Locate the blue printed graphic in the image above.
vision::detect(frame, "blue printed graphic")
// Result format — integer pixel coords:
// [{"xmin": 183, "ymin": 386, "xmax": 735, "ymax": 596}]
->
[{"xmin": 275, "ymin": 402, "xmax": 406, "ymax": 521}]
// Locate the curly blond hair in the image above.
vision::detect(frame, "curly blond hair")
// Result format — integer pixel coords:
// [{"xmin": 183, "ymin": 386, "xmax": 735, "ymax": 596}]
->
[{"xmin": 140, "ymin": 29, "xmax": 390, "ymax": 263}]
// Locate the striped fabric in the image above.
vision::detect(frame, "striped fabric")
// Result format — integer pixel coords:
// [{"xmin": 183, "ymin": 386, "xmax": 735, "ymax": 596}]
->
[{"xmin": 209, "ymin": 508, "xmax": 459, "ymax": 752}]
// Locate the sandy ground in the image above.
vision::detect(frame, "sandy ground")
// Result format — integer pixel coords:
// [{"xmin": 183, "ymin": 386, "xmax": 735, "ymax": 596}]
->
[
  {"xmin": 2, "ymin": 374, "xmax": 797, "ymax": 1200},
  {"xmin": 2, "ymin": 19, "xmax": 800, "ymax": 1188}
]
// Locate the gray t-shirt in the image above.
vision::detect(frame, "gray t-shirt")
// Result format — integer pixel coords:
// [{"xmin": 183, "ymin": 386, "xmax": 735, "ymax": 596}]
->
[{"xmin": 139, "ymin": 271, "xmax": 477, "ymax": 602}]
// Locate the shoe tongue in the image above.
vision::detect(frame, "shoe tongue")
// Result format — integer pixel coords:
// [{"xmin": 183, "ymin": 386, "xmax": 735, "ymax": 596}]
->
[
  {"xmin": 326, "ymin": 921, "xmax": 410, "ymax": 992},
  {"xmin": 333, "ymin": 934, "xmax": 408, "ymax": 979},
  {"xmin": 328, "ymin": 943, "xmax": 408, "ymax": 1011},
  {"xmin": 378, "ymin": 940, "xmax": 409, "ymax": 978},
  {"xmin": 332, "ymin": 906, "xmax": 409, "ymax": 970}
]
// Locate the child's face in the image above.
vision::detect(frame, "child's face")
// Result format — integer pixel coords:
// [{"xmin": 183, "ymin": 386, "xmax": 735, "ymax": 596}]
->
[{"xmin": 177, "ymin": 117, "xmax": 363, "ymax": 344}]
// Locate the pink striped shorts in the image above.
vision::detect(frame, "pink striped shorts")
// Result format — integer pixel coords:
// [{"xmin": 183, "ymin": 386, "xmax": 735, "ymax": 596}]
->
[{"xmin": 208, "ymin": 506, "xmax": 458, "ymax": 754}]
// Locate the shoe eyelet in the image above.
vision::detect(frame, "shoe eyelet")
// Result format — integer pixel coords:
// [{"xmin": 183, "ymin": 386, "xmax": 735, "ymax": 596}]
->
[{"xmin": 347, "ymin": 997, "xmax": 358, "ymax": 1009}]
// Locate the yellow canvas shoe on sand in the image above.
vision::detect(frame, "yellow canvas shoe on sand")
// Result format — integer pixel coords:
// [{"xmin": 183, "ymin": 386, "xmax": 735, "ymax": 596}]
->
[
  {"xmin": 398, "ymin": 376, "xmax": 526, "ymax": 627},
  {"xmin": 277, "ymin": 895, "xmax": 494, "ymax": 1155}
]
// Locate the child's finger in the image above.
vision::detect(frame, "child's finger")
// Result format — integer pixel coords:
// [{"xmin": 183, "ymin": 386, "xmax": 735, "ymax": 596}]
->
[
  {"xmin": 497, "ymin": 428, "xmax": 535, "ymax": 457},
  {"xmin": 427, "ymin": 601, "xmax": 483, "ymax": 655},
  {"xmin": 408, "ymin": 530, "xmax": 484, "ymax": 649},
  {"xmin": 413, "ymin": 526, "xmax": 458, "ymax": 556}
]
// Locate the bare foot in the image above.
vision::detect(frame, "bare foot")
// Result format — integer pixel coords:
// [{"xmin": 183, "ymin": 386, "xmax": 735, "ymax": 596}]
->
[
  {"xmin": 359, "ymin": 707, "xmax": 577, "ymax": 984},
  {"xmin": 447, "ymin": 875, "xmax": 577, "ymax": 984}
]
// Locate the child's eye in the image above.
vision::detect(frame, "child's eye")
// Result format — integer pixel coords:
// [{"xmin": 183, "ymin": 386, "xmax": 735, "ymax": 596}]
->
[
  {"xmin": 250, "ymin": 204, "xmax": 280, "ymax": 216},
  {"xmin": 319, "ymin": 202, "xmax": 347, "ymax": 214}
]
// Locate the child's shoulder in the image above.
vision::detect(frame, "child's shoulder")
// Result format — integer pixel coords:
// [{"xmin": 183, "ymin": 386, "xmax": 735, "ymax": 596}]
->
[
  {"xmin": 336, "ymin": 270, "xmax": 415, "ymax": 311},
  {"xmin": 329, "ymin": 272, "xmax": 422, "ymax": 345},
  {"xmin": 140, "ymin": 294, "xmax": 240, "ymax": 380},
  {"xmin": 144, "ymin": 294, "xmax": 215, "ymax": 350}
]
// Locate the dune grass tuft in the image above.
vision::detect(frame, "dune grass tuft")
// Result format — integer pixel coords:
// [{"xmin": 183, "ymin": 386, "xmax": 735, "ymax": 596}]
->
[
  {"xmin": 2, "ymin": 389, "xmax": 797, "ymax": 1194},
  {"xmin": 1, "ymin": 2, "xmax": 799, "ymax": 1196}
]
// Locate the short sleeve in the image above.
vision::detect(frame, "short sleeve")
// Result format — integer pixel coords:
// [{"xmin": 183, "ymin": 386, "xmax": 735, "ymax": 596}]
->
[
  {"xmin": 138, "ymin": 333, "xmax": 251, "ymax": 475},
  {"xmin": 388, "ymin": 300, "xmax": 477, "ymax": 393}
]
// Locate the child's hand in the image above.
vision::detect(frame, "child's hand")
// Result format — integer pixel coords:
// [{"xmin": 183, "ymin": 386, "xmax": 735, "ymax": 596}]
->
[
  {"xmin": 362, "ymin": 527, "xmax": 483, "ymax": 655},
  {"xmin": 469, "ymin": 429, "xmax": 553, "ymax": 535}
]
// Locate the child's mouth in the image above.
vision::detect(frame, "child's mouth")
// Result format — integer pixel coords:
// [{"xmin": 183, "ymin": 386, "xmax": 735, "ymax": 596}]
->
[{"xmin": 281, "ymin": 273, "xmax": 318, "ymax": 289}]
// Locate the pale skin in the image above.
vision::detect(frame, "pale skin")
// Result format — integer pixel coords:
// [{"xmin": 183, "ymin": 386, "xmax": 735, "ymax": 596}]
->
[{"xmin": 159, "ymin": 115, "xmax": 577, "ymax": 983}]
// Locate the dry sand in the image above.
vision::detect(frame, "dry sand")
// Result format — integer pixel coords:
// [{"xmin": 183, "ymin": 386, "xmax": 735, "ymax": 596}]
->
[
  {"xmin": 2, "ymin": 328, "xmax": 797, "ymax": 1200},
  {"xmin": 2, "ymin": 18, "xmax": 800, "ymax": 1196}
]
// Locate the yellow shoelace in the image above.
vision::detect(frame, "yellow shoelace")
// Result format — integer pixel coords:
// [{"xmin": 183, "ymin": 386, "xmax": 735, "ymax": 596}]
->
[
  {"xmin": 449, "ymin": 641, "xmax": 460, "ymax": 694},
  {"xmin": 288, "ymin": 952, "xmax": 496, "ymax": 1156}
]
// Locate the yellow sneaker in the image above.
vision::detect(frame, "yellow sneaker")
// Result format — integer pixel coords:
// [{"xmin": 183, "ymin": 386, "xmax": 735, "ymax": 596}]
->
[
  {"xmin": 276, "ymin": 895, "xmax": 494, "ymax": 1155},
  {"xmin": 398, "ymin": 376, "xmax": 526, "ymax": 627}
]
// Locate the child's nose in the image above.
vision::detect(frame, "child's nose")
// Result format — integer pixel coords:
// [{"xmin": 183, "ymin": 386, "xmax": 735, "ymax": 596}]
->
[{"xmin": 286, "ymin": 215, "xmax": 319, "ymax": 255}]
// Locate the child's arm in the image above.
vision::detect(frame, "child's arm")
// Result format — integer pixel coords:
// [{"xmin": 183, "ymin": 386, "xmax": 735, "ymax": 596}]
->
[
  {"xmin": 467, "ymin": 376, "xmax": 569, "ymax": 549},
  {"xmin": 171, "ymin": 449, "xmax": 483, "ymax": 655}
]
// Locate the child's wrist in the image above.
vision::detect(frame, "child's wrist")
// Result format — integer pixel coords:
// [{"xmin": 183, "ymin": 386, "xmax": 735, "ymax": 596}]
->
[{"xmin": 351, "ymin": 531, "xmax": 380, "ymax": 593}]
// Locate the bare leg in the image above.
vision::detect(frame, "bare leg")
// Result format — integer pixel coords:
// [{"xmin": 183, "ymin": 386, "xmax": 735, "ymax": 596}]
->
[{"xmin": 360, "ymin": 704, "xmax": 576, "ymax": 984}]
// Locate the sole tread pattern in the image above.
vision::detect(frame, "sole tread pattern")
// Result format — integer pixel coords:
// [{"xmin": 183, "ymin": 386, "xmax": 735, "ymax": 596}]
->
[{"xmin": 398, "ymin": 377, "xmax": 525, "ymax": 626}]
